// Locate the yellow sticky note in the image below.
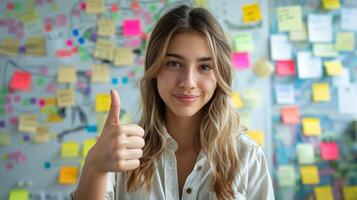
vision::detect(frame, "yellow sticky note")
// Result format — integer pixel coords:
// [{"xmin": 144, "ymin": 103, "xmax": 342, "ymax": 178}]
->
[
  {"xmin": 80, "ymin": 159, "xmax": 85, "ymax": 169},
  {"xmin": 21, "ymin": 8, "xmax": 39, "ymax": 23},
  {"xmin": 195, "ymin": 0, "xmax": 207, "ymax": 8},
  {"xmin": 83, "ymin": 139, "xmax": 96, "ymax": 157},
  {"xmin": 33, "ymin": 126, "xmax": 51, "ymax": 143},
  {"xmin": 277, "ymin": 5, "xmax": 303, "ymax": 32},
  {"xmin": 246, "ymin": 130, "xmax": 264, "ymax": 146},
  {"xmin": 302, "ymin": 118, "xmax": 321, "ymax": 136},
  {"xmin": 58, "ymin": 166, "xmax": 79, "ymax": 184},
  {"xmin": 313, "ymin": 43, "xmax": 338, "ymax": 57},
  {"xmin": 9, "ymin": 188, "xmax": 29, "ymax": 200},
  {"xmin": 25, "ymin": 37, "xmax": 46, "ymax": 56},
  {"xmin": 92, "ymin": 64, "xmax": 110, "ymax": 83},
  {"xmin": 335, "ymin": 32, "xmax": 355, "ymax": 52},
  {"xmin": 57, "ymin": 66, "xmax": 77, "ymax": 83},
  {"xmin": 234, "ymin": 33, "xmax": 254, "ymax": 52},
  {"xmin": 114, "ymin": 48, "xmax": 134, "ymax": 66},
  {"xmin": 0, "ymin": 132, "xmax": 11, "ymax": 146},
  {"xmin": 289, "ymin": 23, "xmax": 307, "ymax": 42},
  {"xmin": 86, "ymin": 0, "xmax": 104, "ymax": 14},
  {"xmin": 231, "ymin": 91, "xmax": 244, "ymax": 108},
  {"xmin": 322, "ymin": 0, "xmax": 340, "ymax": 9},
  {"xmin": 242, "ymin": 3, "xmax": 262, "ymax": 24},
  {"xmin": 0, "ymin": 38, "xmax": 19, "ymax": 56},
  {"xmin": 312, "ymin": 82, "xmax": 331, "ymax": 102},
  {"xmin": 96, "ymin": 94, "xmax": 111, "ymax": 112},
  {"xmin": 61, "ymin": 141, "xmax": 80, "ymax": 158},
  {"xmin": 94, "ymin": 39, "xmax": 115, "ymax": 61},
  {"xmin": 324, "ymin": 60, "xmax": 343, "ymax": 76},
  {"xmin": 18, "ymin": 114, "xmax": 37, "ymax": 133},
  {"xmin": 315, "ymin": 185, "xmax": 334, "ymax": 200},
  {"xmin": 57, "ymin": 89, "xmax": 76, "ymax": 107},
  {"xmin": 97, "ymin": 19, "xmax": 115, "ymax": 36},
  {"xmin": 278, "ymin": 165, "xmax": 296, "ymax": 187},
  {"xmin": 300, "ymin": 165, "xmax": 320, "ymax": 184},
  {"xmin": 343, "ymin": 186, "xmax": 357, "ymax": 200}
]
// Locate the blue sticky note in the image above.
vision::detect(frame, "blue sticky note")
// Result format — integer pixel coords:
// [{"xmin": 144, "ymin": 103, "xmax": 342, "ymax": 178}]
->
[
  {"xmin": 112, "ymin": 78, "xmax": 118, "ymax": 85},
  {"xmin": 72, "ymin": 29, "xmax": 79, "ymax": 37},
  {"xmin": 86, "ymin": 125, "xmax": 97, "ymax": 133}
]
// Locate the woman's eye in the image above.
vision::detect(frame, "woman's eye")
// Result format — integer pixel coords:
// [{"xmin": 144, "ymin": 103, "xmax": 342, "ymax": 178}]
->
[
  {"xmin": 200, "ymin": 64, "xmax": 212, "ymax": 71},
  {"xmin": 166, "ymin": 61, "xmax": 182, "ymax": 68}
]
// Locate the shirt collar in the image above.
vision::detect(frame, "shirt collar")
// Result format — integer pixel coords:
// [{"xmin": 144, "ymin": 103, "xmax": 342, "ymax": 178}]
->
[{"xmin": 162, "ymin": 125, "xmax": 178, "ymax": 151}]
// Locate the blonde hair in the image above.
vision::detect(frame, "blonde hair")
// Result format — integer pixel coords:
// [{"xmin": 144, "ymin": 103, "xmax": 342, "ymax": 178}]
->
[{"xmin": 126, "ymin": 5, "xmax": 243, "ymax": 200}]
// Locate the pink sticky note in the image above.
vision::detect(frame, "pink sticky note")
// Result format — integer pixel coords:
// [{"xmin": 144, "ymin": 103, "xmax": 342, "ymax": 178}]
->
[
  {"xmin": 10, "ymin": 117, "xmax": 18, "ymax": 125},
  {"xmin": 321, "ymin": 142, "xmax": 339, "ymax": 160},
  {"xmin": 123, "ymin": 19, "xmax": 141, "ymax": 36},
  {"xmin": 276, "ymin": 60, "xmax": 295, "ymax": 76},
  {"xmin": 10, "ymin": 71, "xmax": 32, "ymax": 91},
  {"xmin": 46, "ymin": 84, "xmax": 56, "ymax": 93},
  {"xmin": 56, "ymin": 14, "xmax": 67, "ymax": 26},
  {"xmin": 66, "ymin": 39, "xmax": 73, "ymax": 46},
  {"xmin": 40, "ymin": 66, "xmax": 48, "ymax": 75},
  {"xmin": 6, "ymin": 162, "xmax": 13, "ymax": 170},
  {"xmin": 232, "ymin": 52, "xmax": 250, "ymax": 70}
]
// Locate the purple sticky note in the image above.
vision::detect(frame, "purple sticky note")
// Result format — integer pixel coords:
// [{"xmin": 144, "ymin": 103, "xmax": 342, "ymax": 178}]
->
[
  {"xmin": 0, "ymin": 120, "xmax": 5, "ymax": 128},
  {"xmin": 232, "ymin": 52, "xmax": 250, "ymax": 70},
  {"xmin": 19, "ymin": 45, "xmax": 26, "ymax": 53},
  {"xmin": 30, "ymin": 97, "xmax": 36, "ymax": 105},
  {"xmin": 123, "ymin": 19, "xmax": 141, "ymax": 36},
  {"xmin": 23, "ymin": 134, "xmax": 30, "ymax": 142}
]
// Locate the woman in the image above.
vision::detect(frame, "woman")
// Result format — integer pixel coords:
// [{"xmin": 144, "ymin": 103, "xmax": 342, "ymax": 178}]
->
[{"xmin": 73, "ymin": 4, "xmax": 274, "ymax": 200}]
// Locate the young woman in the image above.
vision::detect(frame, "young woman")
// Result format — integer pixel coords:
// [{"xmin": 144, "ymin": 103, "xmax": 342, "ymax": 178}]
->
[{"xmin": 72, "ymin": 5, "xmax": 274, "ymax": 200}]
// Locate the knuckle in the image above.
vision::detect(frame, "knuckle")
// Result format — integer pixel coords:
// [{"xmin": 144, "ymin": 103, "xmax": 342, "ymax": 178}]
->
[{"xmin": 116, "ymin": 160, "xmax": 125, "ymax": 171}]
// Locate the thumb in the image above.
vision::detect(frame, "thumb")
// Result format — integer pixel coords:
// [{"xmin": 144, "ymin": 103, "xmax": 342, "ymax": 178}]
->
[{"xmin": 106, "ymin": 89, "xmax": 121, "ymax": 124}]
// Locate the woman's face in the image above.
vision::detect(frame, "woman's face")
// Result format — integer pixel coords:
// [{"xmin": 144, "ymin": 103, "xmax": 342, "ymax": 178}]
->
[{"xmin": 156, "ymin": 32, "xmax": 217, "ymax": 118}]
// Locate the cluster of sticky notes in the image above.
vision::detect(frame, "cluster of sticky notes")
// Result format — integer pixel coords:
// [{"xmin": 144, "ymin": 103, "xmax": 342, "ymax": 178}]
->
[
  {"xmin": 10, "ymin": 71, "xmax": 32, "ymax": 91},
  {"xmin": 95, "ymin": 93, "xmax": 111, "ymax": 112},
  {"xmin": 246, "ymin": 129, "xmax": 264, "ymax": 146},
  {"xmin": 300, "ymin": 165, "xmax": 320, "ymax": 184},
  {"xmin": 58, "ymin": 166, "xmax": 78, "ymax": 184},
  {"xmin": 302, "ymin": 117, "xmax": 321, "ymax": 136},
  {"xmin": 312, "ymin": 82, "xmax": 331, "ymax": 102},
  {"xmin": 242, "ymin": 3, "xmax": 262, "ymax": 24}
]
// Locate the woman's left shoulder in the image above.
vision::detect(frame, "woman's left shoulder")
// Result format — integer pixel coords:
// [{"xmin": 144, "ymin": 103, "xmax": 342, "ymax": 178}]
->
[{"xmin": 234, "ymin": 133, "xmax": 266, "ymax": 167}]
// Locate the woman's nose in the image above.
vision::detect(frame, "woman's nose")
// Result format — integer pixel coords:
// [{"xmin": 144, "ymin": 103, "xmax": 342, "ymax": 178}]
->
[{"xmin": 178, "ymin": 66, "xmax": 197, "ymax": 89}]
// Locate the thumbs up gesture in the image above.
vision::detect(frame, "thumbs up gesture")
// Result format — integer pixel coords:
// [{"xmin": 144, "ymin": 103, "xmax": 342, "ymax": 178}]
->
[{"xmin": 86, "ymin": 90, "xmax": 145, "ymax": 172}]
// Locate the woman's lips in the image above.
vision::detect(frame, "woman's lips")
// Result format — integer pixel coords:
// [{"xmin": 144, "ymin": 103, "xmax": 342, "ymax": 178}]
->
[{"xmin": 173, "ymin": 94, "xmax": 199, "ymax": 103}]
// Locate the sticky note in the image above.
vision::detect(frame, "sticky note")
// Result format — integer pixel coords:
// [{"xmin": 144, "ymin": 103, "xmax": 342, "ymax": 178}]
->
[
  {"xmin": 96, "ymin": 94, "xmax": 111, "ymax": 112},
  {"xmin": 338, "ymin": 85, "xmax": 357, "ymax": 115},
  {"xmin": 302, "ymin": 117, "xmax": 321, "ymax": 136},
  {"xmin": 270, "ymin": 35, "xmax": 292, "ymax": 60},
  {"xmin": 33, "ymin": 126, "xmax": 51, "ymax": 143},
  {"xmin": 297, "ymin": 51, "xmax": 323, "ymax": 79},
  {"xmin": 57, "ymin": 89, "xmax": 76, "ymax": 108},
  {"xmin": 114, "ymin": 48, "xmax": 134, "ymax": 66},
  {"xmin": 281, "ymin": 106, "xmax": 299, "ymax": 124},
  {"xmin": 58, "ymin": 166, "xmax": 78, "ymax": 184},
  {"xmin": 0, "ymin": 38, "xmax": 19, "ymax": 56},
  {"xmin": 278, "ymin": 165, "xmax": 295, "ymax": 187},
  {"xmin": 276, "ymin": 60, "xmax": 295, "ymax": 76},
  {"xmin": 242, "ymin": 89, "xmax": 261, "ymax": 107},
  {"xmin": 10, "ymin": 71, "xmax": 32, "ymax": 91},
  {"xmin": 300, "ymin": 165, "xmax": 320, "ymax": 185},
  {"xmin": 324, "ymin": 60, "xmax": 343, "ymax": 76},
  {"xmin": 341, "ymin": 8, "xmax": 357, "ymax": 31},
  {"xmin": 308, "ymin": 14, "xmax": 332, "ymax": 42},
  {"xmin": 312, "ymin": 82, "xmax": 330, "ymax": 102},
  {"xmin": 9, "ymin": 188, "xmax": 29, "ymax": 200},
  {"xmin": 25, "ymin": 37, "xmax": 46, "ymax": 56},
  {"xmin": 83, "ymin": 139, "xmax": 96, "ymax": 157},
  {"xmin": 92, "ymin": 64, "xmax": 110, "ymax": 83},
  {"xmin": 85, "ymin": 0, "xmax": 104, "ymax": 14},
  {"xmin": 231, "ymin": 91, "xmax": 244, "ymax": 108},
  {"xmin": 343, "ymin": 186, "xmax": 357, "ymax": 200},
  {"xmin": 232, "ymin": 52, "xmax": 250, "ymax": 69},
  {"xmin": 234, "ymin": 33, "xmax": 254, "ymax": 52},
  {"xmin": 322, "ymin": 0, "xmax": 340, "ymax": 9},
  {"xmin": 123, "ymin": 19, "xmax": 141, "ymax": 36},
  {"xmin": 315, "ymin": 186, "xmax": 334, "ymax": 200},
  {"xmin": 97, "ymin": 19, "xmax": 115, "ymax": 36},
  {"xmin": 57, "ymin": 66, "xmax": 77, "ymax": 83},
  {"xmin": 252, "ymin": 58, "xmax": 274, "ymax": 77},
  {"xmin": 246, "ymin": 130, "xmax": 264, "ymax": 146},
  {"xmin": 0, "ymin": 132, "xmax": 11, "ymax": 146},
  {"xmin": 18, "ymin": 114, "xmax": 37, "ymax": 133},
  {"xmin": 94, "ymin": 39, "xmax": 115, "ymax": 61},
  {"xmin": 275, "ymin": 84, "xmax": 295, "ymax": 104},
  {"xmin": 289, "ymin": 23, "xmax": 307, "ymax": 41},
  {"xmin": 277, "ymin": 5, "xmax": 303, "ymax": 32},
  {"xmin": 61, "ymin": 141, "xmax": 80, "ymax": 158},
  {"xmin": 313, "ymin": 43, "xmax": 338, "ymax": 57},
  {"xmin": 242, "ymin": 3, "xmax": 262, "ymax": 24},
  {"xmin": 320, "ymin": 142, "xmax": 339, "ymax": 160},
  {"xmin": 335, "ymin": 32, "xmax": 355, "ymax": 52},
  {"xmin": 297, "ymin": 143, "xmax": 315, "ymax": 164}
]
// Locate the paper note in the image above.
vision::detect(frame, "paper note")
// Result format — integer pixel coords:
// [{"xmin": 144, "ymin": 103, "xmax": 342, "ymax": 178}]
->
[
  {"xmin": 61, "ymin": 141, "xmax": 80, "ymax": 158},
  {"xmin": 252, "ymin": 58, "xmax": 274, "ymax": 77},
  {"xmin": 97, "ymin": 19, "xmax": 115, "ymax": 36},
  {"xmin": 18, "ymin": 114, "xmax": 37, "ymax": 133},
  {"xmin": 315, "ymin": 185, "xmax": 334, "ymax": 200},
  {"xmin": 297, "ymin": 143, "xmax": 315, "ymax": 164},
  {"xmin": 242, "ymin": 89, "xmax": 261, "ymax": 107},
  {"xmin": 0, "ymin": 38, "xmax": 19, "ymax": 56},
  {"xmin": 246, "ymin": 130, "xmax": 264, "ymax": 146},
  {"xmin": 25, "ymin": 37, "xmax": 46, "ymax": 56},
  {"xmin": 343, "ymin": 186, "xmax": 357, "ymax": 200},
  {"xmin": 231, "ymin": 91, "xmax": 244, "ymax": 108},
  {"xmin": 83, "ymin": 139, "xmax": 96, "ymax": 157},
  {"xmin": 322, "ymin": 0, "xmax": 340, "ymax": 9},
  {"xmin": 302, "ymin": 117, "xmax": 321, "ymax": 136},
  {"xmin": 308, "ymin": 14, "xmax": 332, "ymax": 42},
  {"xmin": 94, "ymin": 39, "xmax": 115, "ymax": 61},
  {"xmin": 338, "ymin": 85, "xmax": 357, "ymax": 116},
  {"xmin": 281, "ymin": 106, "xmax": 299, "ymax": 124},
  {"xmin": 123, "ymin": 19, "xmax": 141, "ymax": 36},
  {"xmin": 10, "ymin": 71, "xmax": 32, "ymax": 91},
  {"xmin": 312, "ymin": 82, "xmax": 331, "ymax": 102},
  {"xmin": 300, "ymin": 165, "xmax": 320, "ymax": 185},
  {"xmin": 333, "ymin": 68, "xmax": 350, "ymax": 87},
  {"xmin": 92, "ymin": 64, "xmax": 110, "ymax": 83},
  {"xmin": 242, "ymin": 3, "xmax": 261, "ymax": 24},
  {"xmin": 57, "ymin": 66, "xmax": 77, "ymax": 83},
  {"xmin": 277, "ymin": 5, "xmax": 303, "ymax": 32},
  {"xmin": 57, "ymin": 89, "xmax": 76, "ymax": 108},
  {"xmin": 33, "ymin": 126, "xmax": 51, "ymax": 143},
  {"xmin": 313, "ymin": 43, "xmax": 338, "ymax": 57},
  {"xmin": 9, "ymin": 188, "xmax": 29, "ymax": 200},
  {"xmin": 324, "ymin": 60, "xmax": 343, "ymax": 76},
  {"xmin": 234, "ymin": 32, "xmax": 254, "ymax": 52},
  {"xmin": 275, "ymin": 60, "xmax": 295, "ymax": 76},
  {"xmin": 85, "ymin": 0, "xmax": 104, "ymax": 14},
  {"xmin": 58, "ymin": 166, "xmax": 78, "ymax": 184},
  {"xmin": 21, "ymin": 8, "xmax": 39, "ymax": 23},
  {"xmin": 289, "ymin": 22, "xmax": 307, "ymax": 41},
  {"xmin": 278, "ymin": 165, "xmax": 295, "ymax": 187},
  {"xmin": 0, "ymin": 132, "xmax": 11, "ymax": 146},
  {"xmin": 270, "ymin": 35, "xmax": 292, "ymax": 60},
  {"xmin": 96, "ymin": 94, "xmax": 111, "ymax": 112},
  {"xmin": 114, "ymin": 48, "xmax": 134, "ymax": 66},
  {"xmin": 275, "ymin": 84, "xmax": 295, "ymax": 104},
  {"xmin": 297, "ymin": 51, "xmax": 323, "ymax": 79},
  {"xmin": 335, "ymin": 32, "xmax": 355, "ymax": 52},
  {"xmin": 232, "ymin": 52, "xmax": 250, "ymax": 69},
  {"xmin": 320, "ymin": 142, "xmax": 339, "ymax": 160},
  {"xmin": 341, "ymin": 8, "xmax": 357, "ymax": 31}
]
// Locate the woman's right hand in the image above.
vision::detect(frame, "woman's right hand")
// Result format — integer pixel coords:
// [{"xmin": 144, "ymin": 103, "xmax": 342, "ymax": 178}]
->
[{"xmin": 86, "ymin": 89, "xmax": 145, "ymax": 173}]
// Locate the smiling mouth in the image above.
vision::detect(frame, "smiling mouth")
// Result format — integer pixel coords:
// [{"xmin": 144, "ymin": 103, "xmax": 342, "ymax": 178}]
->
[{"xmin": 173, "ymin": 95, "xmax": 199, "ymax": 103}]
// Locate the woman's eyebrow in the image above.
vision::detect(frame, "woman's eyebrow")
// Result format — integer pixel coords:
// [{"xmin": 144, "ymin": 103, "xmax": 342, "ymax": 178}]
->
[{"xmin": 166, "ymin": 53, "xmax": 212, "ymax": 61}]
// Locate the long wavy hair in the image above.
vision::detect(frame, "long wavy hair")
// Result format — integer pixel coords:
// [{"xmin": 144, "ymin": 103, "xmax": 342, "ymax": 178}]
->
[{"xmin": 125, "ymin": 5, "xmax": 243, "ymax": 200}]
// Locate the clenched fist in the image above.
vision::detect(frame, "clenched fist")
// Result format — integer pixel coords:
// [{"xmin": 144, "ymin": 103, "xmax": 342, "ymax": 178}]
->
[{"xmin": 87, "ymin": 89, "xmax": 145, "ymax": 172}]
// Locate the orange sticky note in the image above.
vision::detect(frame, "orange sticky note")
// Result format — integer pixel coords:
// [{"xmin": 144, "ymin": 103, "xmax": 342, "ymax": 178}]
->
[
  {"xmin": 281, "ymin": 106, "xmax": 300, "ymax": 124},
  {"xmin": 343, "ymin": 186, "xmax": 357, "ymax": 200},
  {"xmin": 302, "ymin": 118, "xmax": 321, "ymax": 136},
  {"xmin": 312, "ymin": 82, "xmax": 331, "ymax": 102},
  {"xmin": 300, "ymin": 165, "xmax": 320, "ymax": 185},
  {"xmin": 320, "ymin": 142, "xmax": 339, "ymax": 160},
  {"xmin": 246, "ymin": 130, "xmax": 264, "ymax": 146},
  {"xmin": 58, "ymin": 166, "xmax": 78, "ymax": 184},
  {"xmin": 314, "ymin": 185, "xmax": 334, "ymax": 200},
  {"xmin": 10, "ymin": 71, "xmax": 32, "ymax": 91},
  {"xmin": 95, "ymin": 94, "xmax": 111, "ymax": 112}
]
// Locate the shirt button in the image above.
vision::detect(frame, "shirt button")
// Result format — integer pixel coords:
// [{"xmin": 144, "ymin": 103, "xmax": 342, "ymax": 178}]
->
[
  {"xmin": 197, "ymin": 166, "xmax": 202, "ymax": 171},
  {"xmin": 186, "ymin": 188, "xmax": 192, "ymax": 194}
]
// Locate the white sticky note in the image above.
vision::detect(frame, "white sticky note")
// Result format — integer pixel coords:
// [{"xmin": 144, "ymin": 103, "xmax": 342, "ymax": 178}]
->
[
  {"xmin": 275, "ymin": 84, "xmax": 295, "ymax": 104},
  {"xmin": 270, "ymin": 34, "xmax": 292, "ymax": 60},
  {"xmin": 297, "ymin": 51, "xmax": 323, "ymax": 79},
  {"xmin": 278, "ymin": 165, "xmax": 296, "ymax": 187},
  {"xmin": 338, "ymin": 84, "xmax": 357, "ymax": 118},
  {"xmin": 297, "ymin": 143, "xmax": 315, "ymax": 164},
  {"xmin": 307, "ymin": 14, "xmax": 333, "ymax": 42},
  {"xmin": 333, "ymin": 67, "xmax": 351, "ymax": 87},
  {"xmin": 341, "ymin": 8, "xmax": 357, "ymax": 31}
]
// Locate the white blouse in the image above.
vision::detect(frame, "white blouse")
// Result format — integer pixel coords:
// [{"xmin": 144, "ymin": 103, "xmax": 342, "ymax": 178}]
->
[{"xmin": 71, "ymin": 128, "xmax": 275, "ymax": 200}]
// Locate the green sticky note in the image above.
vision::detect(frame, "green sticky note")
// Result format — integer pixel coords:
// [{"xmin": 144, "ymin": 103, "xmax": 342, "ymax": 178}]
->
[
  {"xmin": 22, "ymin": 98, "xmax": 30, "ymax": 106},
  {"xmin": 1, "ymin": 88, "xmax": 8, "ymax": 96},
  {"xmin": 36, "ymin": 77, "xmax": 45, "ymax": 86},
  {"xmin": 150, "ymin": 4, "xmax": 157, "ymax": 12},
  {"xmin": 111, "ymin": 13, "xmax": 119, "ymax": 20},
  {"xmin": 234, "ymin": 32, "xmax": 254, "ymax": 52},
  {"xmin": 0, "ymin": 108, "xmax": 5, "ymax": 116},
  {"xmin": 51, "ymin": 3, "xmax": 58, "ymax": 11},
  {"xmin": 0, "ymin": 97, "xmax": 4, "ymax": 105},
  {"xmin": 15, "ymin": 2, "xmax": 21, "ymax": 11},
  {"xmin": 9, "ymin": 188, "xmax": 29, "ymax": 200}
]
